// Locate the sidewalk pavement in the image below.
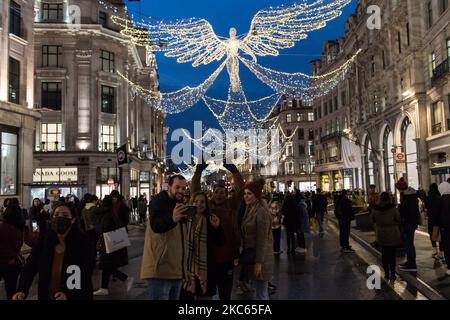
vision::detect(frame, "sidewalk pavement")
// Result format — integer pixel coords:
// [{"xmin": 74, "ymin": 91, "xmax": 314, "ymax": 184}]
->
[{"xmin": 328, "ymin": 213, "xmax": 450, "ymax": 300}]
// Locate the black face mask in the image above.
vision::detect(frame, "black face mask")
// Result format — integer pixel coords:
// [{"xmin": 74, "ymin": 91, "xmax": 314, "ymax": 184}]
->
[{"xmin": 51, "ymin": 217, "xmax": 72, "ymax": 234}]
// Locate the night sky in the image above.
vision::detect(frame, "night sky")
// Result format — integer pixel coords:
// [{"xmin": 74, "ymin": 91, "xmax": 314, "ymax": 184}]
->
[{"xmin": 124, "ymin": 0, "xmax": 358, "ymax": 160}]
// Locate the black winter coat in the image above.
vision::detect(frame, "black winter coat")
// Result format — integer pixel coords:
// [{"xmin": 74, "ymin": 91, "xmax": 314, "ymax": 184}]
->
[
  {"xmin": 399, "ymin": 193, "xmax": 420, "ymax": 225},
  {"xmin": 313, "ymin": 194, "xmax": 328, "ymax": 213},
  {"xmin": 17, "ymin": 227, "xmax": 94, "ymax": 300},
  {"xmin": 281, "ymin": 195, "xmax": 300, "ymax": 232},
  {"xmin": 439, "ymin": 195, "xmax": 450, "ymax": 228},
  {"xmin": 425, "ymin": 192, "xmax": 442, "ymax": 226},
  {"xmin": 97, "ymin": 203, "xmax": 130, "ymax": 270},
  {"xmin": 29, "ymin": 206, "xmax": 50, "ymax": 234},
  {"xmin": 339, "ymin": 197, "xmax": 354, "ymax": 221}
]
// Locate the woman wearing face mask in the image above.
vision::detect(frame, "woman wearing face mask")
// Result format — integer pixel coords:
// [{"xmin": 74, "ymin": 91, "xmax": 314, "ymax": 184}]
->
[
  {"xmin": 240, "ymin": 179, "xmax": 273, "ymax": 300},
  {"xmin": 13, "ymin": 203, "xmax": 94, "ymax": 300},
  {"xmin": 182, "ymin": 192, "xmax": 225, "ymax": 300}
]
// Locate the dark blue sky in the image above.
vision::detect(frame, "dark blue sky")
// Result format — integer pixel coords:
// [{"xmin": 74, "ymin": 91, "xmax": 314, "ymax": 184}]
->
[{"xmin": 124, "ymin": 0, "xmax": 358, "ymax": 156}]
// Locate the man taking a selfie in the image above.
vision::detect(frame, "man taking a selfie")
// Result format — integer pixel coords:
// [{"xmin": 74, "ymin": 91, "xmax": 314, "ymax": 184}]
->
[{"xmin": 140, "ymin": 174, "xmax": 190, "ymax": 300}]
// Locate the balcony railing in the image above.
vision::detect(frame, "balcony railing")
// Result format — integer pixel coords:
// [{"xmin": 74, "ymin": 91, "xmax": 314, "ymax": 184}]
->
[
  {"xmin": 320, "ymin": 131, "xmax": 342, "ymax": 143},
  {"xmin": 101, "ymin": 143, "xmax": 117, "ymax": 152},
  {"xmin": 432, "ymin": 122, "xmax": 442, "ymax": 135},
  {"xmin": 40, "ymin": 141, "xmax": 60, "ymax": 152},
  {"xmin": 432, "ymin": 59, "xmax": 449, "ymax": 84}
]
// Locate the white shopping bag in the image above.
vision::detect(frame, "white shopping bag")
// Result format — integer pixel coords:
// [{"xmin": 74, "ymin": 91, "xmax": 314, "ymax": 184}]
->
[{"xmin": 103, "ymin": 227, "xmax": 131, "ymax": 254}]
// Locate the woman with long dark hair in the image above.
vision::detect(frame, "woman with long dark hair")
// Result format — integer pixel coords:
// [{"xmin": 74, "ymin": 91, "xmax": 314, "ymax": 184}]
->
[
  {"xmin": 29, "ymin": 198, "xmax": 49, "ymax": 234},
  {"xmin": 93, "ymin": 195, "xmax": 133, "ymax": 296},
  {"xmin": 182, "ymin": 192, "xmax": 225, "ymax": 300},
  {"xmin": 13, "ymin": 203, "xmax": 94, "ymax": 300}
]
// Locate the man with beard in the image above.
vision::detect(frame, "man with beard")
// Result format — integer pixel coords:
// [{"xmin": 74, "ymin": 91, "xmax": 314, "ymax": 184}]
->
[
  {"xmin": 141, "ymin": 175, "xmax": 190, "ymax": 300},
  {"xmin": 192, "ymin": 162, "xmax": 244, "ymax": 300}
]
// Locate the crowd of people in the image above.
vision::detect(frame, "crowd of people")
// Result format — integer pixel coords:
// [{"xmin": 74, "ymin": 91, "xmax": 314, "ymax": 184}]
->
[{"xmin": 1, "ymin": 166, "xmax": 450, "ymax": 300}]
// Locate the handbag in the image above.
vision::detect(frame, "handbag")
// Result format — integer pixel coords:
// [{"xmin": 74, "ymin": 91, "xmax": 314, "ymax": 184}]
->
[
  {"xmin": 103, "ymin": 227, "xmax": 131, "ymax": 254},
  {"xmin": 239, "ymin": 248, "xmax": 256, "ymax": 265},
  {"xmin": 431, "ymin": 226, "xmax": 441, "ymax": 242}
]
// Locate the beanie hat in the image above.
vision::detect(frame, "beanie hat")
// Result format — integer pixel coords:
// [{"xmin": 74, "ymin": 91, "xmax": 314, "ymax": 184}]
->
[
  {"xmin": 395, "ymin": 177, "xmax": 408, "ymax": 191},
  {"xmin": 245, "ymin": 179, "xmax": 265, "ymax": 199}
]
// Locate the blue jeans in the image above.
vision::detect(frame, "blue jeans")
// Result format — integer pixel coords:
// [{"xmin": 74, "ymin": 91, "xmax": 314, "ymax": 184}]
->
[
  {"xmin": 401, "ymin": 224, "xmax": 417, "ymax": 266},
  {"xmin": 147, "ymin": 279, "xmax": 183, "ymax": 300},
  {"xmin": 253, "ymin": 280, "xmax": 269, "ymax": 300}
]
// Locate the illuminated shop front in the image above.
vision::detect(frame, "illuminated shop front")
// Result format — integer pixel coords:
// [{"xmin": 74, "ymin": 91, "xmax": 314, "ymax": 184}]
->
[{"xmin": 30, "ymin": 167, "xmax": 83, "ymax": 202}]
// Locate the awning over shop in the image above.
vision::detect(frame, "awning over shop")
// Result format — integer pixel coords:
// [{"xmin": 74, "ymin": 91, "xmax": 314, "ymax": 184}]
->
[
  {"xmin": 431, "ymin": 161, "xmax": 450, "ymax": 175},
  {"xmin": 431, "ymin": 167, "xmax": 450, "ymax": 175}
]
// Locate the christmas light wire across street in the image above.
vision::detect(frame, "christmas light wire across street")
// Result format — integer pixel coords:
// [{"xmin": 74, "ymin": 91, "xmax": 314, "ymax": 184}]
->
[{"xmin": 111, "ymin": 0, "xmax": 357, "ymax": 131}]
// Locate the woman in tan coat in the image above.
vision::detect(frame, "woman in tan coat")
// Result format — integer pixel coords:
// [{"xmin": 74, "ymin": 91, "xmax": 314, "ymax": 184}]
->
[{"xmin": 241, "ymin": 179, "xmax": 273, "ymax": 300}]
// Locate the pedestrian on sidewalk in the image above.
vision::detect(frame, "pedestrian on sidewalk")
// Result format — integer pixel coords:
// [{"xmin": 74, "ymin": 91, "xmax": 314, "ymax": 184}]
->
[
  {"xmin": 438, "ymin": 182, "xmax": 450, "ymax": 276},
  {"xmin": 0, "ymin": 205, "xmax": 29, "ymax": 300},
  {"xmin": 270, "ymin": 194, "xmax": 282, "ymax": 255},
  {"xmin": 13, "ymin": 203, "xmax": 94, "ymax": 300},
  {"xmin": 140, "ymin": 175, "xmax": 189, "ymax": 300},
  {"xmin": 94, "ymin": 193, "xmax": 133, "ymax": 296},
  {"xmin": 191, "ymin": 162, "xmax": 244, "ymax": 300},
  {"xmin": 339, "ymin": 190, "xmax": 355, "ymax": 253},
  {"xmin": 312, "ymin": 188, "xmax": 328, "ymax": 236},
  {"xmin": 241, "ymin": 179, "xmax": 273, "ymax": 301},
  {"xmin": 138, "ymin": 195, "xmax": 148, "ymax": 225},
  {"xmin": 281, "ymin": 194, "xmax": 300, "ymax": 254},
  {"xmin": 181, "ymin": 192, "xmax": 225, "ymax": 300},
  {"xmin": 29, "ymin": 198, "xmax": 50, "ymax": 235},
  {"xmin": 295, "ymin": 194, "xmax": 309, "ymax": 254},
  {"xmin": 425, "ymin": 183, "xmax": 444, "ymax": 260},
  {"xmin": 397, "ymin": 180, "xmax": 420, "ymax": 272},
  {"xmin": 81, "ymin": 193, "xmax": 102, "ymax": 268},
  {"xmin": 371, "ymin": 192, "xmax": 402, "ymax": 281}
]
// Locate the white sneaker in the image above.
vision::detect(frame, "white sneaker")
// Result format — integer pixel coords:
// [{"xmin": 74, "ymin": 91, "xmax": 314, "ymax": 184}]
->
[
  {"xmin": 295, "ymin": 247, "xmax": 307, "ymax": 254},
  {"xmin": 93, "ymin": 288, "xmax": 109, "ymax": 296},
  {"xmin": 125, "ymin": 277, "xmax": 134, "ymax": 291}
]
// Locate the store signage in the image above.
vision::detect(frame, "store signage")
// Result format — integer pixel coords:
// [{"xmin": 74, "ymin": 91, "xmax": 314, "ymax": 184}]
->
[
  {"xmin": 33, "ymin": 168, "xmax": 78, "ymax": 182},
  {"xmin": 395, "ymin": 153, "xmax": 406, "ymax": 163}
]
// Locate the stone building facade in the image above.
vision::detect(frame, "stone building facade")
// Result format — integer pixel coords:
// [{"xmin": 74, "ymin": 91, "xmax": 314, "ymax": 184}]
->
[
  {"xmin": 0, "ymin": 0, "xmax": 41, "ymax": 207},
  {"xmin": 313, "ymin": 0, "xmax": 450, "ymax": 193},
  {"xmin": 31, "ymin": 0, "xmax": 165, "ymax": 201}
]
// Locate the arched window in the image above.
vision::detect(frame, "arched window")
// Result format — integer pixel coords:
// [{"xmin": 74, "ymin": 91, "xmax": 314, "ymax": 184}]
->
[
  {"xmin": 401, "ymin": 117, "xmax": 419, "ymax": 189},
  {"xmin": 364, "ymin": 136, "xmax": 375, "ymax": 190},
  {"xmin": 383, "ymin": 126, "xmax": 395, "ymax": 192}
]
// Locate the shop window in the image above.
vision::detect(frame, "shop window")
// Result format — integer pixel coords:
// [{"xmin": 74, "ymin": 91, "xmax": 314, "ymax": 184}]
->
[{"xmin": 0, "ymin": 129, "xmax": 18, "ymax": 195}]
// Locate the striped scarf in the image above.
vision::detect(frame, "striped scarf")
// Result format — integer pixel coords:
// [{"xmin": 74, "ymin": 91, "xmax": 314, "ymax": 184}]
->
[{"xmin": 183, "ymin": 215, "xmax": 208, "ymax": 295}]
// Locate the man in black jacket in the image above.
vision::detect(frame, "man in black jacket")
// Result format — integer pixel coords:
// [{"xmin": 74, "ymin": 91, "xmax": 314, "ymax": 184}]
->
[
  {"xmin": 339, "ymin": 190, "xmax": 355, "ymax": 253},
  {"xmin": 398, "ymin": 187, "xmax": 420, "ymax": 272},
  {"xmin": 312, "ymin": 188, "xmax": 328, "ymax": 236},
  {"xmin": 438, "ymin": 182, "xmax": 450, "ymax": 276}
]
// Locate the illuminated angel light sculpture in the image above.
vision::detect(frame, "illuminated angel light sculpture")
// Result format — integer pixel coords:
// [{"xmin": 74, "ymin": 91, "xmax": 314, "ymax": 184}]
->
[{"xmin": 113, "ymin": 0, "xmax": 356, "ymax": 130}]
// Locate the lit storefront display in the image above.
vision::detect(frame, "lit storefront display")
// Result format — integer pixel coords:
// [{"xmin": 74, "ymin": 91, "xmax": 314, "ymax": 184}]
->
[
  {"xmin": 0, "ymin": 126, "xmax": 18, "ymax": 196},
  {"xmin": 321, "ymin": 174, "xmax": 330, "ymax": 192},
  {"xmin": 30, "ymin": 167, "xmax": 81, "ymax": 201},
  {"xmin": 140, "ymin": 171, "xmax": 150, "ymax": 198}
]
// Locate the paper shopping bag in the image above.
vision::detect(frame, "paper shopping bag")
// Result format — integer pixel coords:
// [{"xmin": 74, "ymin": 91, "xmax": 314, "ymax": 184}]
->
[{"xmin": 103, "ymin": 227, "xmax": 131, "ymax": 254}]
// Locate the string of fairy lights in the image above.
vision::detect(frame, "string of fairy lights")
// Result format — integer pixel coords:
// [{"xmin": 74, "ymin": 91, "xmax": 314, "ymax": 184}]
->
[{"xmin": 100, "ymin": 0, "xmax": 358, "ymax": 173}]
